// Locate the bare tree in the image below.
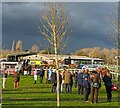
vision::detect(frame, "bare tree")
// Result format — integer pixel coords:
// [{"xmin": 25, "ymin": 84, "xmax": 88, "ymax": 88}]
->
[
  {"xmin": 75, "ymin": 47, "xmax": 118, "ymax": 65},
  {"xmin": 110, "ymin": 48, "xmax": 118, "ymax": 64},
  {"xmin": 16, "ymin": 40, "xmax": 22, "ymax": 52},
  {"xmin": 1, "ymin": 44, "xmax": 6, "ymax": 58},
  {"xmin": 101, "ymin": 48, "xmax": 110, "ymax": 64},
  {"xmin": 107, "ymin": 6, "xmax": 119, "ymax": 48},
  {"xmin": 88, "ymin": 47, "xmax": 101, "ymax": 58},
  {"xmin": 75, "ymin": 48, "xmax": 91, "ymax": 56},
  {"xmin": 40, "ymin": 46, "xmax": 52, "ymax": 54},
  {"xmin": 37, "ymin": 3, "xmax": 71, "ymax": 108},
  {"xmin": 31, "ymin": 44, "xmax": 40, "ymax": 53},
  {"xmin": 107, "ymin": 5, "xmax": 119, "ymax": 68}
]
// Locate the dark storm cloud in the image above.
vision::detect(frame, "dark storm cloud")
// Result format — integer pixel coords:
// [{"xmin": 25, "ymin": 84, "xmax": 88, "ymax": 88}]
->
[
  {"xmin": 2, "ymin": 2, "xmax": 117, "ymax": 53},
  {"xmin": 65, "ymin": 2, "xmax": 117, "ymax": 52},
  {"xmin": 2, "ymin": 2, "xmax": 44, "ymax": 36},
  {"xmin": 2, "ymin": 2, "xmax": 46, "ymax": 50},
  {"xmin": 67, "ymin": 2, "xmax": 116, "ymax": 37}
]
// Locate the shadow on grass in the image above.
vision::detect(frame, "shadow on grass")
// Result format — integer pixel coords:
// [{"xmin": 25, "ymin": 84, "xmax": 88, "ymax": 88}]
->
[
  {"xmin": 2, "ymin": 91, "xmax": 53, "ymax": 94},
  {"xmin": 99, "ymin": 100, "xmax": 119, "ymax": 104},
  {"xmin": 2, "ymin": 105, "xmax": 56, "ymax": 108},
  {"xmin": 3, "ymin": 97, "xmax": 57, "ymax": 101},
  {"xmin": 2, "ymin": 106, "xmax": 120, "ymax": 108},
  {"xmin": 20, "ymin": 86, "xmax": 51, "ymax": 89},
  {"xmin": 99, "ymin": 98, "xmax": 119, "ymax": 104},
  {"xmin": 2, "ymin": 97, "xmax": 119, "ymax": 102},
  {"xmin": 2, "ymin": 89, "xmax": 22, "ymax": 91},
  {"xmin": 2, "ymin": 86, "xmax": 51, "ymax": 94},
  {"xmin": 99, "ymin": 97, "xmax": 119, "ymax": 101},
  {"xmin": 20, "ymin": 86, "xmax": 41, "ymax": 89}
]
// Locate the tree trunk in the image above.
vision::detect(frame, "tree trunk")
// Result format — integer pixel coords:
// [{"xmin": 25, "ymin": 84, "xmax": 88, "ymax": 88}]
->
[
  {"xmin": 55, "ymin": 51, "xmax": 60, "ymax": 108},
  {"xmin": 53, "ymin": 25, "xmax": 60, "ymax": 108}
]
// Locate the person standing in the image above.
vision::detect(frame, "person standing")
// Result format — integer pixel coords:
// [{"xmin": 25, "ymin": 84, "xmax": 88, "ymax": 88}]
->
[
  {"xmin": 13, "ymin": 67, "xmax": 20, "ymax": 89},
  {"xmin": 63, "ymin": 69, "xmax": 72, "ymax": 94},
  {"xmin": 59, "ymin": 71, "xmax": 62, "ymax": 93},
  {"xmin": 48, "ymin": 67, "xmax": 52, "ymax": 83},
  {"xmin": 69, "ymin": 71, "xmax": 73, "ymax": 93},
  {"xmin": 61, "ymin": 70, "xmax": 64, "ymax": 93},
  {"xmin": 102, "ymin": 69, "xmax": 112, "ymax": 102},
  {"xmin": 44, "ymin": 67, "xmax": 49, "ymax": 83},
  {"xmin": 2, "ymin": 67, "xmax": 8, "ymax": 89},
  {"xmin": 33, "ymin": 69, "xmax": 38, "ymax": 84},
  {"xmin": 27, "ymin": 65, "xmax": 31, "ymax": 76},
  {"xmin": 51, "ymin": 70, "xmax": 57, "ymax": 92},
  {"xmin": 39, "ymin": 67, "xmax": 44, "ymax": 83},
  {"xmin": 74, "ymin": 70, "xmax": 78, "ymax": 88},
  {"xmin": 90, "ymin": 70, "xmax": 101, "ymax": 104},
  {"xmin": 77, "ymin": 71, "xmax": 84, "ymax": 94},
  {"xmin": 83, "ymin": 69, "xmax": 91, "ymax": 102}
]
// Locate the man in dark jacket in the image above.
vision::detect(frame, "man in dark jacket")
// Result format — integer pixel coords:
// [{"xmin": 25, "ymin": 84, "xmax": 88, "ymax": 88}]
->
[
  {"xmin": 59, "ymin": 71, "xmax": 62, "ymax": 93},
  {"xmin": 77, "ymin": 71, "xmax": 84, "ymax": 94},
  {"xmin": 27, "ymin": 65, "xmax": 31, "ymax": 75},
  {"xmin": 74, "ymin": 70, "xmax": 78, "ymax": 88},
  {"xmin": 102, "ymin": 69, "xmax": 112, "ymax": 102},
  {"xmin": 51, "ymin": 70, "xmax": 57, "ymax": 92},
  {"xmin": 83, "ymin": 69, "xmax": 91, "ymax": 102},
  {"xmin": 39, "ymin": 67, "xmax": 44, "ymax": 83}
]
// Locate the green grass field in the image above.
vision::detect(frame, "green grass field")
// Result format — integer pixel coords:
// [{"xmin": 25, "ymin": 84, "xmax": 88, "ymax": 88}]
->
[{"xmin": 2, "ymin": 75, "xmax": 120, "ymax": 108}]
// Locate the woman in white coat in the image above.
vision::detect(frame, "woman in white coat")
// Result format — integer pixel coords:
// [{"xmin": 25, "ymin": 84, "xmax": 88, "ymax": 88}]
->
[{"xmin": 34, "ymin": 69, "xmax": 38, "ymax": 84}]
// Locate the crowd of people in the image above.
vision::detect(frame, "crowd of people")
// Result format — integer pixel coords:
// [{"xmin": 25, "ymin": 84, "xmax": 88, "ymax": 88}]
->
[
  {"xmin": 2, "ymin": 65, "xmax": 114, "ymax": 104},
  {"xmin": 32, "ymin": 66, "xmax": 113, "ymax": 103}
]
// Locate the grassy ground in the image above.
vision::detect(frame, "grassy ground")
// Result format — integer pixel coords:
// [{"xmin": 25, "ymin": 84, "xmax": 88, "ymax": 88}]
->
[{"xmin": 2, "ymin": 75, "xmax": 120, "ymax": 108}]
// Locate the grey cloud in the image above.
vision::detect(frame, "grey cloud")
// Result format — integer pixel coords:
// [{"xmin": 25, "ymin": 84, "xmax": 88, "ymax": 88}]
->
[{"xmin": 2, "ymin": 2, "xmax": 117, "ymax": 53}]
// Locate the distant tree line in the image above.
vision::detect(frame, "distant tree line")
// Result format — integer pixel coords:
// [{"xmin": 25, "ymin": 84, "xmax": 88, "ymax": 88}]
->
[
  {"xmin": 75, "ymin": 47, "xmax": 118, "ymax": 65},
  {"xmin": 1, "ymin": 40, "xmax": 52, "ymax": 58},
  {"xmin": 1, "ymin": 40, "xmax": 118, "ymax": 65}
]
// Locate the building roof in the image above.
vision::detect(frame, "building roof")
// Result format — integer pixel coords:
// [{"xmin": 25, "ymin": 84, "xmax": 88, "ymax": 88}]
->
[
  {"xmin": 7, "ymin": 52, "xmax": 37, "ymax": 57},
  {"xmin": 23, "ymin": 54, "xmax": 104, "ymax": 61}
]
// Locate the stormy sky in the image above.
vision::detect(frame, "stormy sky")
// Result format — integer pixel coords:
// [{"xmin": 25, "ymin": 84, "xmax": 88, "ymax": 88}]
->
[{"xmin": 2, "ymin": 2, "xmax": 117, "ymax": 53}]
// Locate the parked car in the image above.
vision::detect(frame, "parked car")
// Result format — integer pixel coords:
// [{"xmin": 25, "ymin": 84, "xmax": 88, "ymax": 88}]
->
[
  {"xmin": 86, "ymin": 65, "xmax": 99, "ymax": 71},
  {"xmin": 82, "ymin": 65, "xmax": 91, "ymax": 69}
]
